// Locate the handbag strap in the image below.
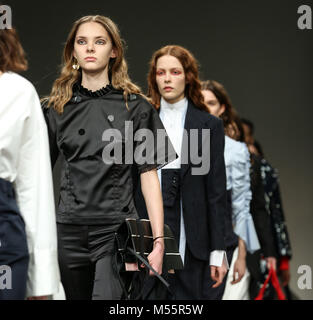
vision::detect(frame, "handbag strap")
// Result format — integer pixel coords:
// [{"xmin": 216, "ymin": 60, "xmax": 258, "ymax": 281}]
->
[
  {"xmin": 270, "ymin": 268, "xmax": 286, "ymax": 300},
  {"xmin": 127, "ymin": 247, "xmax": 170, "ymax": 288},
  {"xmin": 113, "ymin": 250, "xmax": 130, "ymax": 300},
  {"xmin": 255, "ymin": 267, "xmax": 286, "ymax": 300},
  {"xmin": 255, "ymin": 268, "xmax": 273, "ymax": 300}
]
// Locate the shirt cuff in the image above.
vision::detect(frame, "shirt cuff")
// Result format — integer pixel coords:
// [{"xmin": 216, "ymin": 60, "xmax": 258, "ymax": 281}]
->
[{"xmin": 210, "ymin": 250, "xmax": 229, "ymax": 269}]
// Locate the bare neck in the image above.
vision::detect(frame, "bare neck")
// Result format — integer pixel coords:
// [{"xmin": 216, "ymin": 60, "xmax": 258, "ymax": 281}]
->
[{"xmin": 81, "ymin": 68, "xmax": 110, "ymax": 92}]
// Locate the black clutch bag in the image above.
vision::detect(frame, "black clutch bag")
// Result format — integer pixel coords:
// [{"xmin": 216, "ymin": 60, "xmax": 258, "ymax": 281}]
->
[
  {"xmin": 114, "ymin": 218, "xmax": 183, "ymax": 299},
  {"xmin": 115, "ymin": 218, "xmax": 183, "ymax": 272}
]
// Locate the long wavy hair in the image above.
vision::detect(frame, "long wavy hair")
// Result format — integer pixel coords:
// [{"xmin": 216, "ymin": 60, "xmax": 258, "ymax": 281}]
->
[
  {"xmin": 0, "ymin": 28, "xmax": 28, "ymax": 73},
  {"xmin": 46, "ymin": 15, "xmax": 141, "ymax": 114},
  {"xmin": 147, "ymin": 45, "xmax": 207, "ymax": 111},
  {"xmin": 201, "ymin": 80, "xmax": 244, "ymax": 141}
]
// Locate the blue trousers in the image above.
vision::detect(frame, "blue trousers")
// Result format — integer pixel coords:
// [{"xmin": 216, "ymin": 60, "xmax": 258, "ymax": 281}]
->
[{"xmin": 0, "ymin": 178, "xmax": 29, "ymax": 300}]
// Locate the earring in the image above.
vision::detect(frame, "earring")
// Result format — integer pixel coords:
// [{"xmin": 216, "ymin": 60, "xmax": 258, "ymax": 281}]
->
[{"xmin": 72, "ymin": 59, "xmax": 80, "ymax": 70}]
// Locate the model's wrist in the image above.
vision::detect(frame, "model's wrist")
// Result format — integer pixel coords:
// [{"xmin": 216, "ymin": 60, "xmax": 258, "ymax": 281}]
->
[
  {"xmin": 237, "ymin": 252, "xmax": 246, "ymax": 260},
  {"xmin": 153, "ymin": 239, "xmax": 165, "ymax": 251}
]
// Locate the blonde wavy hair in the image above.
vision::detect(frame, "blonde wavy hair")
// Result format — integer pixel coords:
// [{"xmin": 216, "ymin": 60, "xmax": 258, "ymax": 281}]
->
[{"xmin": 46, "ymin": 15, "xmax": 142, "ymax": 113}]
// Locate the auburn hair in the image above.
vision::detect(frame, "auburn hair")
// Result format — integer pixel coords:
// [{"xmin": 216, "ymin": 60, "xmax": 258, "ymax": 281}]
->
[
  {"xmin": 46, "ymin": 15, "xmax": 142, "ymax": 114},
  {"xmin": 201, "ymin": 80, "xmax": 243, "ymax": 141},
  {"xmin": 0, "ymin": 28, "xmax": 28, "ymax": 73},
  {"xmin": 147, "ymin": 45, "xmax": 207, "ymax": 111}
]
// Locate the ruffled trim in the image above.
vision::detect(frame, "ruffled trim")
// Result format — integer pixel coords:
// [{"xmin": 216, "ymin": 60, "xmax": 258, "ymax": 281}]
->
[
  {"xmin": 234, "ymin": 215, "xmax": 261, "ymax": 253},
  {"xmin": 226, "ymin": 139, "xmax": 261, "ymax": 253},
  {"xmin": 77, "ymin": 82, "xmax": 113, "ymax": 97}
]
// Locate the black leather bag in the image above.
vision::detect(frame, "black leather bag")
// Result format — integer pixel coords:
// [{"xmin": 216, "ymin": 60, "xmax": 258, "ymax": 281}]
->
[{"xmin": 113, "ymin": 218, "xmax": 183, "ymax": 299}]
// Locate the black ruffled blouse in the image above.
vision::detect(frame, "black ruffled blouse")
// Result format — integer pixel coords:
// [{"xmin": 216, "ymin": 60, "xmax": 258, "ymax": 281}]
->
[{"xmin": 42, "ymin": 83, "xmax": 176, "ymax": 225}]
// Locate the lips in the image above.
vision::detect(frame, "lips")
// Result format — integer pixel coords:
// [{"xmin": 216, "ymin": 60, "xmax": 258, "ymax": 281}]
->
[
  {"xmin": 164, "ymin": 87, "xmax": 173, "ymax": 92},
  {"xmin": 84, "ymin": 57, "xmax": 97, "ymax": 62}
]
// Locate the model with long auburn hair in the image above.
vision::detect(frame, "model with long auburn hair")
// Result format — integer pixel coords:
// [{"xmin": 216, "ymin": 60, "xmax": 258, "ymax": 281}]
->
[
  {"xmin": 135, "ymin": 45, "xmax": 228, "ymax": 300},
  {"xmin": 43, "ymin": 15, "xmax": 176, "ymax": 300},
  {"xmin": 201, "ymin": 80, "xmax": 261, "ymax": 300},
  {"xmin": 0, "ymin": 27, "xmax": 59, "ymax": 300},
  {"xmin": 148, "ymin": 45, "xmax": 207, "ymax": 111}
]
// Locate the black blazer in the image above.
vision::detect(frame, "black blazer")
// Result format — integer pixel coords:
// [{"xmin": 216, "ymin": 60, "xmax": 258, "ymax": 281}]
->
[{"xmin": 133, "ymin": 100, "xmax": 227, "ymax": 261}]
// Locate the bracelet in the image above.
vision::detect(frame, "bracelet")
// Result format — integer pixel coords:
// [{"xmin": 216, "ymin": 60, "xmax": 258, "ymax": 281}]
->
[{"xmin": 153, "ymin": 236, "xmax": 164, "ymax": 242}]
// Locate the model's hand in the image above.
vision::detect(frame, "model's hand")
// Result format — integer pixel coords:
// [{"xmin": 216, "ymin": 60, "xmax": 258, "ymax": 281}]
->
[
  {"xmin": 265, "ymin": 257, "xmax": 277, "ymax": 271},
  {"xmin": 231, "ymin": 257, "xmax": 246, "ymax": 285},
  {"xmin": 142, "ymin": 241, "xmax": 164, "ymax": 276},
  {"xmin": 210, "ymin": 261, "xmax": 227, "ymax": 288}
]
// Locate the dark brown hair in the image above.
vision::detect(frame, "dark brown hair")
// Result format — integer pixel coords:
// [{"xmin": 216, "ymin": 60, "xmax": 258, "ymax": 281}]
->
[
  {"xmin": 0, "ymin": 28, "xmax": 28, "ymax": 72},
  {"xmin": 147, "ymin": 45, "xmax": 207, "ymax": 111},
  {"xmin": 201, "ymin": 80, "xmax": 243, "ymax": 141}
]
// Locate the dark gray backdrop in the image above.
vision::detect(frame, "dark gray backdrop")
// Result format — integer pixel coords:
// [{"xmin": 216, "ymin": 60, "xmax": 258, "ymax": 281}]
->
[{"xmin": 5, "ymin": 0, "xmax": 313, "ymax": 299}]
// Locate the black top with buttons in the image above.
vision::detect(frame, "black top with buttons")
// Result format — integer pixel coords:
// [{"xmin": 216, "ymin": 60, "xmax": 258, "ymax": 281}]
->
[{"xmin": 42, "ymin": 83, "xmax": 176, "ymax": 225}]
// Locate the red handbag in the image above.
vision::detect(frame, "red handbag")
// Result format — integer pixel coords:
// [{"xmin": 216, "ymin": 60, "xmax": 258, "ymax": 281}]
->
[{"xmin": 254, "ymin": 266, "xmax": 286, "ymax": 300}]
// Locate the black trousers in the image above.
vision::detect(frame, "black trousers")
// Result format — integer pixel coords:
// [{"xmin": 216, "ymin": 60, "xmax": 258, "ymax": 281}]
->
[
  {"xmin": 0, "ymin": 178, "xmax": 29, "ymax": 300},
  {"xmin": 57, "ymin": 223, "xmax": 123, "ymax": 300},
  {"xmin": 167, "ymin": 245, "xmax": 209, "ymax": 300},
  {"xmin": 161, "ymin": 169, "xmax": 210, "ymax": 299}
]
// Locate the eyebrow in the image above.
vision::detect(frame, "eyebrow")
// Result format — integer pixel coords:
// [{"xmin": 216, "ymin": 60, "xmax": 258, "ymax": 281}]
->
[
  {"xmin": 157, "ymin": 67, "xmax": 183, "ymax": 70},
  {"xmin": 76, "ymin": 36, "xmax": 107, "ymax": 39}
]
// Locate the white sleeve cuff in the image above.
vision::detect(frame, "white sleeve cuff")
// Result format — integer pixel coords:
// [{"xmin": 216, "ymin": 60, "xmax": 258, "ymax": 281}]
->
[{"xmin": 210, "ymin": 250, "xmax": 229, "ymax": 269}]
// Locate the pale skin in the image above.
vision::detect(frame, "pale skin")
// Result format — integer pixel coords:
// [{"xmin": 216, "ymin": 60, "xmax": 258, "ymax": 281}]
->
[
  {"xmin": 202, "ymin": 89, "xmax": 277, "ymax": 274},
  {"xmin": 231, "ymin": 238, "xmax": 247, "ymax": 284},
  {"xmin": 156, "ymin": 55, "xmax": 227, "ymax": 288},
  {"xmin": 73, "ymin": 21, "xmax": 116, "ymax": 91}
]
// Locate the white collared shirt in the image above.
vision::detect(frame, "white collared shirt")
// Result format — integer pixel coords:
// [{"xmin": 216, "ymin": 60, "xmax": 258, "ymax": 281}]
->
[
  {"xmin": 159, "ymin": 97, "xmax": 188, "ymax": 169},
  {"xmin": 158, "ymin": 97, "xmax": 228, "ymax": 268}
]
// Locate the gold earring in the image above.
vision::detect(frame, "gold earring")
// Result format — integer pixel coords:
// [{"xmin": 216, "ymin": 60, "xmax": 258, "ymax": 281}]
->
[{"xmin": 72, "ymin": 59, "xmax": 80, "ymax": 70}]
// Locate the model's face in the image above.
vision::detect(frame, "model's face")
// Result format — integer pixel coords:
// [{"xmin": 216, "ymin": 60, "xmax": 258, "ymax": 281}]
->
[
  {"xmin": 201, "ymin": 89, "xmax": 225, "ymax": 117},
  {"xmin": 155, "ymin": 55, "xmax": 186, "ymax": 104},
  {"xmin": 73, "ymin": 22, "xmax": 116, "ymax": 73}
]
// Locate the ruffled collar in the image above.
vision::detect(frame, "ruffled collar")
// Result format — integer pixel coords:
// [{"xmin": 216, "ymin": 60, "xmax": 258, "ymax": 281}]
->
[{"xmin": 76, "ymin": 82, "xmax": 113, "ymax": 97}]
